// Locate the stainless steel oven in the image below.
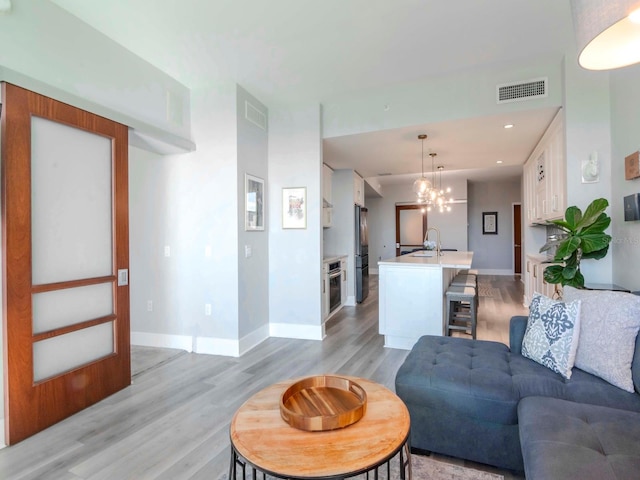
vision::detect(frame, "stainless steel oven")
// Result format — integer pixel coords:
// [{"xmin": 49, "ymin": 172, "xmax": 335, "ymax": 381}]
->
[{"xmin": 328, "ymin": 261, "xmax": 342, "ymax": 313}]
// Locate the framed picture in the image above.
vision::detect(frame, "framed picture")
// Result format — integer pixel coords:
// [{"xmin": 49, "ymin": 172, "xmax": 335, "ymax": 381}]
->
[
  {"xmin": 245, "ymin": 174, "xmax": 265, "ymax": 231},
  {"xmin": 482, "ymin": 211, "xmax": 498, "ymax": 234},
  {"xmin": 282, "ymin": 187, "xmax": 306, "ymax": 229}
]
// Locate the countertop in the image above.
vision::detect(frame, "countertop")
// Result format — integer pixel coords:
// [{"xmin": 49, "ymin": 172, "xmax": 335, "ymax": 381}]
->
[{"xmin": 378, "ymin": 251, "xmax": 473, "ymax": 269}]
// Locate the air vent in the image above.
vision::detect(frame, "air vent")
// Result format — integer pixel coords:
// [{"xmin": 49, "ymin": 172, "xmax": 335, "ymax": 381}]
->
[
  {"xmin": 245, "ymin": 100, "xmax": 267, "ymax": 130},
  {"xmin": 496, "ymin": 77, "xmax": 547, "ymax": 104}
]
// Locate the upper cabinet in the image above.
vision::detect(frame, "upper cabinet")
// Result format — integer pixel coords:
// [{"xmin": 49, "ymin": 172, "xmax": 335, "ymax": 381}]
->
[
  {"xmin": 354, "ymin": 173, "xmax": 365, "ymax": 207},
  {"xmin": 524, "ymin": 110, "xmax": 566, "ymax": 225},
  {"xmin": 323, "ymin": 164, "xmax": 333, "ymax": 228}
]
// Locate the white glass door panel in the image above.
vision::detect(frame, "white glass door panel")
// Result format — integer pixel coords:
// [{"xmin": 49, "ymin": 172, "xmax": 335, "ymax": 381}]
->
[
  {"xmin": 33, "ymin": 322, "xmax": 114, "ymax": 382},
  {"xmin": 31, "ymin": 116, "xmax": 113, "ymax": 285},
  {"xmin": 32, "ymin": 283, "xmax": 113, "ymax": 334}
]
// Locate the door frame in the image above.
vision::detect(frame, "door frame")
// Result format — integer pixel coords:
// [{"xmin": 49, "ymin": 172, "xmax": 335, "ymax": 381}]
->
[
  {"xmin": 395, "ymin": 204, "xmax": 427, "ymax": 257},
  {"xmin": 512, "ymin": 202, "xmax": 522, "ymax": 275}
]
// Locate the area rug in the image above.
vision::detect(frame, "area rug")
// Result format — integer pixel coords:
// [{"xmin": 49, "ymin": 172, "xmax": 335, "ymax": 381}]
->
[
  {"xmin": 405, "ymin": 454, "xmax": 504, "ymax": 480},
  {"xmin": 222, "ymin": 454, "xmax": 504, "ymax": 480}
]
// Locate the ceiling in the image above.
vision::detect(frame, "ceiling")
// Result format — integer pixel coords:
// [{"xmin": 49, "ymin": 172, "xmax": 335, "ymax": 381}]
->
[{"xmin": 52, "ymin": 0, "xmax": 575, "ymax": 184}]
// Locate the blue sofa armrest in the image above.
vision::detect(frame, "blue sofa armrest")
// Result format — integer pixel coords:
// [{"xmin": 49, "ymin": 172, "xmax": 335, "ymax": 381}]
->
[{"xmin": 510, "ymin": 316, "xmax": 528, "ymax": 354}]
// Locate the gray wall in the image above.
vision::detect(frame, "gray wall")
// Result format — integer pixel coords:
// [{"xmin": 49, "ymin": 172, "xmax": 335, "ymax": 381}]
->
[
  {"xmin": 237, "ymin": 86, "xmax": 269, "ymax": 340},
  {"xmin": 468, "ymin": 179, "xmax": 522, "ymax": 273},
  {"xmin": 610, "ymin": 63, "xmax": 640, "ymax": 292}
]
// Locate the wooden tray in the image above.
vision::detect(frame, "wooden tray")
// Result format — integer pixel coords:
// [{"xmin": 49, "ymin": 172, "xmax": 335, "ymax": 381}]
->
[{"xmin": 280, "ymin": 375, "xmax": 367, "ymax": 431}]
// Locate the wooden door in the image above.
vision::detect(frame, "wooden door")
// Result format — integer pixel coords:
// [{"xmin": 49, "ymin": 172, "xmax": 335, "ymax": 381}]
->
[
  {"xmin": 1, "ymin": 83, "xmax": 130, "ymax": 444},
  {"xmin": 395, "ymin": 205, "xmax": 427, "ymax": 256},
  {"xmin": 513, "ymin": 204, "xmax": 522, "ymax": 274}
]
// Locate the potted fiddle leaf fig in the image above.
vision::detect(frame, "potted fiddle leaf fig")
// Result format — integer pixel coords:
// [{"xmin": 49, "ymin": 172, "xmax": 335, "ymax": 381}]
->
[{"xmin": 540, "ymin": 198, "xmax": 612, "ymax": 288}]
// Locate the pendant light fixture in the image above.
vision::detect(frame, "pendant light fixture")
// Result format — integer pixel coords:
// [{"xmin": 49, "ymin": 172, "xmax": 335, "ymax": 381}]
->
[
  {"xmin": 422, "ymin": 153, "xmax": 453, "ymax": 213},
  {"xmin": 413, "ymin": 134, "xmax": 432, "ymax": 200},
  {"xmin": 571, "ymin": 0, "xmax": 640, "ymax": 70}
]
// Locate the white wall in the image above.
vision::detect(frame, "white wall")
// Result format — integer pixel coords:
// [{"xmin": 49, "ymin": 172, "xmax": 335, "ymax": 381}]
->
[
  {"xmin": 366, "ymin": 179, "xmax": 468, "ymax": 273},
  {"xmin": 562, "ymin": 55, "xmax": 613, "ymax": 284},
  {"xmin": 268, "ymin": 103, "xmax": 324, "ymax": 340},
  {"xmin": 130, "ymin": 82, "xmax": 244, "ymax": 355},
  {"xmin": 610, "ymin": 63, "xmax": 640, "ymax": 292},
  {"xmin": 236, "ymin": 86, "xmax": 269, "ymax": 346},
  {"xmin": 0, "ymin": 0, "xmax": 191, "ymax": 149},
  {"xmin": 468, "ymin": 179, "xmax": 522, "ymax": 274}
]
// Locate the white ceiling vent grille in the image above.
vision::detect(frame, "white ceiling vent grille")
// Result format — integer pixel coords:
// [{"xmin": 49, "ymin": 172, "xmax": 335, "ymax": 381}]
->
[
  {"xmin": 245, "ymin": 101, "xmax": 267, "ymax": 131},
  {"xmin": 496, "ymin": 77, "xmax": 548, "ymax": 104}
]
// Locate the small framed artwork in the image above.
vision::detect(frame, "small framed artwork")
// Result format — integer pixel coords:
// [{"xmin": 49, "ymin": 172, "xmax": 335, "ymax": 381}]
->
[
  {"xmin": 245, "ymin": 174, "xmax": 265, "ymax": 231},
  {"xmin": 482, "ymin": 211, "xmax": 498, "ymax": 234},
  {"xmin": 625, "ymin": 151, "xmax": 640, "ymax": 180},
  {"xmin": 282, "ymin": 187, "xmax": 306, "ymax": 229}
]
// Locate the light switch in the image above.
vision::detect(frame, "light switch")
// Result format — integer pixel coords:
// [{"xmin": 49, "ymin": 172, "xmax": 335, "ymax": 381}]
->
[
  {"xmin": 205, "ymin": 304, "xmax": 212, "ymax": 316},
  {"xmin": 164, "ymin": 245, "xmax": 171, "ymax": 257},
  {"xmin": 205, "ymin": 245, "xmax": 212, "ymax": 258},
  {"xmin": 245, "ymin": 245, "xmax": 252, "ymax": 258}
]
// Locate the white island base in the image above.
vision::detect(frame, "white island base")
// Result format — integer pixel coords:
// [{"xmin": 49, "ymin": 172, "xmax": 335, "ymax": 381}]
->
[{"xmin": 378, "ymin": 251, "xmax": 474, "ymax": 350}]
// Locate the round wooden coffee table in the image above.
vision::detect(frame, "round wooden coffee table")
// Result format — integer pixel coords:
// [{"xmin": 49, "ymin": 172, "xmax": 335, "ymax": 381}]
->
[{"xmin": 229, "ymin": 376, "xmax": 411, "ymax": 479}]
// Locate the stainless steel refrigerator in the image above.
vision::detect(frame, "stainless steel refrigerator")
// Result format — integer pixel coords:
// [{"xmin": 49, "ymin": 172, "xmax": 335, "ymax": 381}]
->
[{"xmin": 355, "ymin": 205, "xmax": 369, "ymax": 303}]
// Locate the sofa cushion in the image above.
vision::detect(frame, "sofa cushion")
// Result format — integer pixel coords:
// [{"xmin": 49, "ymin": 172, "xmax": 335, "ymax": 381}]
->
[
  {"xmin": 519, "ymin": 396, "xmax": 640, "ymax": 480},
  {"xmin": 563, "ymin": 286, "xmax": 640, "ymax": 393},
  {"xmin": 522, "ymin": 293, "xmax": 581, "ymax": 379}
]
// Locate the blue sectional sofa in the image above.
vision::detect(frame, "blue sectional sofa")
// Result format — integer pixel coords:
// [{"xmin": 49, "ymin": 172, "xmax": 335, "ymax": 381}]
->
[{"xmin": 395, "ymin": 316, "xmax": 640, "ymax": 478}]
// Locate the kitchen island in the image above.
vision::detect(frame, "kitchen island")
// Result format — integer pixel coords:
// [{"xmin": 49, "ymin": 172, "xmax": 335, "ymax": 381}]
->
[{"xmin": 378, "ymin": 251, "xmax": 474, "ymax": 349}]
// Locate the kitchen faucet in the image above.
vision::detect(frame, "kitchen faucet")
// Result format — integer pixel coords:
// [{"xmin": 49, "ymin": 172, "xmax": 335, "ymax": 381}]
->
[{"xmin": 425, "ymin": 227, "xmax": 442, "ymax": 256}]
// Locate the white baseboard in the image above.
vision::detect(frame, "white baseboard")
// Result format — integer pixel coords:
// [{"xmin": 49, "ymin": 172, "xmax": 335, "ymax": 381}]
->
[
  {"xmin": 132, "ymin": 327, "xmax": 270, "ymax": 358},
  {"xmin": 238, "ymin": 324, "xmax": 270, "ymax": 356},
  {"xmin": 0, "ymin": 419, "xmax": 5, "ymax": 449},
  {"xmin": 270, "ymin": 322, "xmax": 325, "ymax": 341},
  {"xmin": 344, "ymin": 295, "xmax": 356, "ymax": 307},
  {"xmin": 476, "ymin": 269, "xmax": 515, "ymax": 276}
]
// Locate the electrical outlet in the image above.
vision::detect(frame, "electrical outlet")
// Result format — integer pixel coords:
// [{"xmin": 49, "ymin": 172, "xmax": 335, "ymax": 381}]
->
[
  {"xmin": 147, "ymin": 300, "xmax": 153, "ymax": 312},
  {"xmin": 205, "ymin": 304, "xmax": 212, "ymax": 316},
  {"xmin": 164, "ymin": 245, "xmax": 171, "ymax": 257}
]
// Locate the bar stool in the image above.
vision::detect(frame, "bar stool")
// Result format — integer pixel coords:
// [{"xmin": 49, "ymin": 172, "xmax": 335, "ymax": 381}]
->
[
  {"xmin": 445, "ymin": 285, "xmax": 478, "ymax": 339},
  {"xmin": 451, "ymin": 274, "xmax": 477, "ymax": 288}
]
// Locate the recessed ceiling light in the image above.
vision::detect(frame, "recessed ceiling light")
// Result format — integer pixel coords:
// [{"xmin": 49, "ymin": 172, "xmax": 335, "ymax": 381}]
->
[
  {"xmin": 496, "ymin": 160, "xmax": 503, "ymax": 164},
  {"xmin": 504, "ymin": 124, "xmax": 514, "ymax": 129}
]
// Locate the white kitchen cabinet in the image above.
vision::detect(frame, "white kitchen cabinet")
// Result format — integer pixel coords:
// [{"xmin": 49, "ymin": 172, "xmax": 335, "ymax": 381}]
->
[
  {"xmin": 524, "ymin": 110, "xmax": 566, "ymax": 225},
  {"xmin": 525, "ymin": 255, "xmax": 560, "ymax": 306},
  {"xmin": 354, "ymin": 173, "xmax": 365, "ymax": 207},
  {"xmin": 546, "ymin": 115, "xmax": 566, "ymax": 220},
  {"xmin": 323, "ymin": 164, "xmax": 333, "ymax": 228}
]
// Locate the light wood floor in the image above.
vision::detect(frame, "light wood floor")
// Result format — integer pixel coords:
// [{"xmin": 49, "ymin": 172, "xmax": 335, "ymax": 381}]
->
[{"xmin": 0, "ymin": 275, "xmax": 527, "ymax": 480}]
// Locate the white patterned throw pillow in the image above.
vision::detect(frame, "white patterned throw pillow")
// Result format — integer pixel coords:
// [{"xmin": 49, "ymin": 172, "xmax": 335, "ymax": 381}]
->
[
  {"xmin": 563, "ymin": 286, "xmax": 640, "ymax": 393},
  {"xmin": 522, "ymin": 293, "xmax": 582, "ymax": 379}
]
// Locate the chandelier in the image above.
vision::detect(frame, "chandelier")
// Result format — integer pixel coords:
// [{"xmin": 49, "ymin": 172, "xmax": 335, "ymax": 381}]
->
[
  {"xmin": 412, "ymin": 134, "xmax": 432, "ymax": 199},
  {"xmin": 421, "ymin": 154, "xmax": 453, "ymax": 212},
  {"xmin": 412, "ymin": 133, "xmax": 453, "ymax": 212}
]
